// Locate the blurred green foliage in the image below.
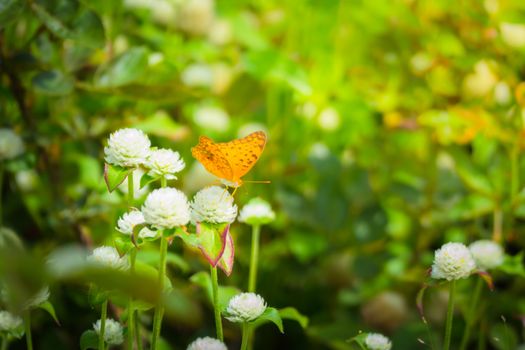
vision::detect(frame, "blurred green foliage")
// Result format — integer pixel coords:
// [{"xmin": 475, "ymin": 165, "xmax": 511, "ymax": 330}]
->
[{"xmin": 2, "ymin": 0, "xmax": 525, "ymax": 348}]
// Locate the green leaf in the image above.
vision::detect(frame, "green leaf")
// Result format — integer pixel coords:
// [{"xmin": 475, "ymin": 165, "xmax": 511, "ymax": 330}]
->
[
  {"xmin": 347, "ymin": 332, "xmax": 368, "ymax": 349},
  {"xmin": 218, "ymin": 230, "xmax": 235, "ymax": 276},
  {"xmin": 80, "ymin": 330, "xmax": 99, "ymax": 350},
  {"xmin": 278, "ymin": 307, "xmax": 308, "ymax": 329},
  {"xmin": 32, "ymin": 70, "xmax": 74, "ymax": 96},
  {"xmin": 95, "ymin": 47, "xmax": 149, "ymax": 88},
  {"xmin": 136, "ymin": 250, "xmax": 190, "ymax": 273},
  {"xmin": 498, "ymin": 253, "xmax": 525, "ymax": 278},
  {"xmin": 196, "ymin": 223, "xmax": 229, "ymax": 267},
  {"xmin": 72, "ymin": 10, "xmax": 105, "ymax": 49},
  {"xmin": 139, "ymin": 173, "xmax": 157, "ymax": 189},
  {"xmin": 31, "ymin": 2, "xmax": 74, "ymax": 39},
  {"xmin": 38, "ymin": 301, "xmax": 60, "ymax": 324},
  {"xmin": 0, "ymin": 0, "xmax": 26, "ymax": 29},
  {"xmin": 189, "ymin": 271, "xmax": 240, "ymax": 311},
  {"xmin": 134, "ymin": 111, "xmax": 187, "ymax": 141},
  {"xmin": 252, "ymin": 307, "xmax": 284, "ymax": 333},
  {"xmin": 104, "ymin": 163, "xmax": 132, "ymax": 193}
]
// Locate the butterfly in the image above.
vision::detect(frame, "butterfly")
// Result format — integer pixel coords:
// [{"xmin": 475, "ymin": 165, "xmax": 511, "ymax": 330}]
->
[{"xmin": 191, "ymin": 131, "xmax": 267, "ymax": 189}]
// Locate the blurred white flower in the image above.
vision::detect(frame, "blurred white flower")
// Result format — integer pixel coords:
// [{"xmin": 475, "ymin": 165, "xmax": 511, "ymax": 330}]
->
[
  {"xmin": 183, "ymin": 162, "xmax": 217, "ymax": 194},
  {"xmin": 208, "ymin": 19, "xmax": 232, "ymax": 45},
  {"xmin": 104, "ymin": 128, "xmax": 151, "ymax": 167},
  {"xmin": 365, "ymin": 333, "xmax": 392, "ymax": 350},
  {"xmin": 225, "ymin": 292, "xmax": 266, "ymax": 323},
  {"xmin": 500, "ymin": 22, "xmax": 525, "ymax": 49},
  {"xmin": 493, "ymin": 82, "xmax": 511, "ymax": 105},
  {"xmin": 177, "ymin": 0, "xmax": 215, "ymax": 35},
  {"xmin": 147, "ymin": 148, "xmax": 185, "ymax": 180},
  {"xmin": 211, "ymin": 63, "xmax": 234, "ymax": 95},
  {"xmin": 463, "ymin": 60, "xmax": 498, "ymax": 98},
  {"xmin": 94, "ymin": 318, "xmax": 124, "ymax": 345},
  {"xmin": 297, "ymin": 102, "xmax": 318, "ymax": 120},
  {"xmin": 238, "ymin": 197, "xmax": 275, "ymax": 225},
  {"xmin": 318, "ymin": 107, "xmax": 341, "ymax": 131},
  {"xmin": 187, "ymin": 337, "xmax": 227, "ymax": 350},
  {"xmin": 148, "ymin": 52, "xmax": 165, "ymax": 66},
  {"xmin": 116, "ymin": 210, "xmax": 157, "ymax": 239},
  {"xmin": 410, "ymin": 52, "xmax": 433, "ymax": 74},
  {"xmin": 0, "ymin": 311, "xmax": 22, "ymax": 332},
  {"xmin": 24, "ymin": 287, "xmax": 50, "ymax": 309},
  {"xmin": 15, "ymin": 170, "xmax": 38, "ymax": 192},
  {"xmin": 194, "ymin": 106, "xmax": 230, "ymax": 132},
  {"xmin": 0, "ymin": 128, "xmax": 24, "ymax": 160},
  {"xmin": 182, "ymin": 63, "xmax": 214, "ymax": 88},
  {"xmin": 431, "ymin": 242, "xmax": 476, "ymax": 281},
  {"xmin": 191, "ymin": 186, "xmax": 237, "ymax": 224},
  {"xmin": 88, "ymin": 246, "xmax": 128, "ymax": 270},
  {"xmin": 142, "ymin": 188, "xmax": 191, "ymax": 229},
  {"xmin": 469, "ymin": 240, "xmax": 504, "ymax": 270},
  {"xmin": 308, "ymin": 142, "xmax": 331, "ymax": 160}
]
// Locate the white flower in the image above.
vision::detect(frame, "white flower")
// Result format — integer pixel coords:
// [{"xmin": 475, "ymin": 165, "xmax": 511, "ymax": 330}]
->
[
  {"xmin": 181, "ymin": 63, "xmax": 213, "ymax": 88},
  {"xmin": 104, "ymin": 128, "xmax": 151, "ymax": 167},
  {"xmin": 193, "ymin": 106, "xmax": 230, "ymax": 132},
  {"xmin": 500, "ymin": 22, "xmax": 525, "ymax": 49},
  {"xmin": 463, "ymin": 60, "xmax": 498, "ymax": 98},
  {"xmin": 365, "ymin": 333, "xmax": 392, "ymax": 350},
  {"xmin": 431, "ymin": 242, "xmax": 476, "ymax": 281},
  {"xmin": 0, "ymin": 311, "xmax": 22, "ymax": 332},
  {"xmin": 177, "ymin": 0, "xmax": 215, "ymax": 35},
  {"xmin": 238, "ymin": 198, "xmax": 275, "ymax": 225},
  {"xmin": 88, "ymin": 246, "xmax": 128, "ymax": 270},
  {"xmin": 469, "ymin": 240, "xmax": 504, "ymax": 270},
  {"xmin": 318, "ymin": 107, "xmax": 340, "ymax": 131},
  {"xmin": 187, "ymin": 337, "xmax": 227, "ymax": 350},
  {"xmin": 24, "ymin": 287, "xmax": 50, "ymax": 309},
  {"xmin": 146, "ymin": 148, "xmax": 185, "ymax": 180},
  {"xmin": 142, "ymin": 188, "xmax": 191, "ymax": 229},
  {"xmin": 15, "ymin": 170, "xmax": 38, "ymax": 192},
  {"xmin": 225, "ymin": 293, "xmax": 267, "ymax": 323},
  {"xmin": 93, "ymin": 318, "xmax": 124, "ymax": 345},
  {"xmin": 190, "ymin": 186, "xmax": 237, "ymax": 224},
  {"xmin": 116, "ymin": 210, "xmax": 157, "ymax": 239},
  {"xmin": 0, "ymin": 128, "xmax": 24, "ymax": 160},
  {"xmin": 208, "ymin": 19, "xmax": 232, "ymax": 46}
]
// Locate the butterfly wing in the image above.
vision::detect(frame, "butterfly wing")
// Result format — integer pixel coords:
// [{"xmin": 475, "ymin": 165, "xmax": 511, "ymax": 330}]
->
[
  {"xmin": 215, "ymin": 131, "xmax": 267, "ymax": 180},
  {"xmin": 191, "ymin": 136, "xmax": 234, "ymax": 181}
]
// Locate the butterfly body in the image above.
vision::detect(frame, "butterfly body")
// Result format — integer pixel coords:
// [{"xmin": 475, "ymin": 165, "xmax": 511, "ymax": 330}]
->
[{"xmin": 191, "ymin": 131, "xmax": 267, "ymax": 188}]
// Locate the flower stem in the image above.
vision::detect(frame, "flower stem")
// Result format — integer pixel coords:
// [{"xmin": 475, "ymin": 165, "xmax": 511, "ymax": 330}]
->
[
  {"xmin": 127, "ymin": 249, "xmax": 137, "ymax": 350},
  {"xmin": 160, "ymin": 177, "xmax": 167, "ymax": 188},
  {"xmin": 24, "ymin": 311, "xmax": 33, "ymax": 350},
  {"xmin": 135, "ymin": 308, "xmax": 143, "ymax": 350},
  {"xmin": 99, "ymin": 299, "xmax": 108, "ymax": 350},
  {"xmin": 240, "ymin": 323, "xmax": 250, "ymax": 350},
  {"xmin": 151, "ymin": 236, "xmax": 168, "ymax": 350},
  {"xmin": 459, "ymin": 278, "xmax": 483, "ymax": 350},
  {"xmin": 210, "ymin": 265, "xmax": 223, "ymax": 341},
  {"xmin": 1, "ymin": 335, "xmax": 7, "ymax": 350},
  {"xmin": 127, "ymin": 171, "xmax": 134, "ymax": 208},
  {"xmin": 0, "ymin": 161, "xmax": 4, "ymax": 227},
  {"xmin": 443, "ymin": 280, "xmax": 456, "ymax": 350},
  {"xmin": 248, "ymin": 225, "xmax": 261, "ymax": 293}
]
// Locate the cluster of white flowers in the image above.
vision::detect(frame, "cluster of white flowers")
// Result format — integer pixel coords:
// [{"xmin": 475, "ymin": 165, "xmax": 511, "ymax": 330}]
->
[
  {"xmin": 238, "ymin": 197, "xmax": 275, "ymax": 225},
  {"xmin": 431, "ymin": 242, "xmax": 476, "ymax": 281},
  {"xmin": 88, "ymin": 246, "xmax": 128, "ymax": 270},
  {"xmin": 365, "ymin": 333, "xmax": 392, "ymax": 350},
  {"xmin": 225, "ymin": 293, "xmax": 266, "ymax": 323},
  {"xmin": 469, "ymin": 240, "xmax": 504, "ymax": 270},
  {"xmin": 142, "ymin": 188, "xmax": 191, "ymax": 229},
  {"xmin": 104, "ymin": 128, "xmax": 151, "ymax": 167},
  {"xmin": 116, "ymin": 210, "xmax": 157, "ymax": 238},
  {"xmin": 191, "ymin": 186, "xmax": 237, "ymax": 224},
  {"xmin": 93, "ymin": 318, "xmax": 124, "ymax": 345},
  {"xmin": 146, "ymin": 148, "xmax": 185, "ymax": 180},
  {"xmin": 0, "ymin": 311, "xmax": 23, "ymax": 332},
  {"xmin": 0, "ymin": 128, "xmax": 25, "ymax": 160},
  {"xmin": 187, "ymin": 337, "xmax": 227, "ymax": 350}
]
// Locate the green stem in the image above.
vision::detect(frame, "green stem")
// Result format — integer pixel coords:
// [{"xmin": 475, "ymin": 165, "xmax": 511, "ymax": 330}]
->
[
  {"xmin": 127, "ymin": 171, "xmax": 134, "ymax": 208},
  {"xmin": 240, "ymin": 323, "xmax": 249, "ymax": 350},
  {"xmin": 151, "ymin": 236, "xmax": 168, "ymax": 350},
  {"xmin": 248, "ymin": 225, "xmax": 261, "ymax": 293},
  {"xmin": 24, "ymin": 312, "xmax": 32, "ymax": 350},
  {"xmin": 160, "ymin": 177, "xmax": 167, "ymax": 188},
  {"xmin": 459, "ymin": 278, "xmax": 483, "ymax": 350},
  {"xmin": 135, "ymin": 308, "xmax": 143, "ymax": 350},
  {"xmin": 1, "ymin": 334, "xmax": 8, "ymax": 350},
  {"xmin": 210, "ymin": 265, "xmax": 223, "ymax": 341},
  {"xmin": 0, "ymin": 161, "xmax": 4, "ymax": 227},
  {"xmin": 99, "ymin": 299, "xmax": 108, "ymax": 350},
  {"xmin": 127, "ymin": 249, "xmax": 136, "ymax": 350},
  {"xmin": 443, "ymin": 280, "xmax": 456, "ymax": 350}
]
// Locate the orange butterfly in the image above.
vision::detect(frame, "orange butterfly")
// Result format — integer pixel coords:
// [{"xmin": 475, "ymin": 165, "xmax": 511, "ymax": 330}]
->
[{"xmin": 191, "ymin": 131, "xmax": 267, "ymax": 189}]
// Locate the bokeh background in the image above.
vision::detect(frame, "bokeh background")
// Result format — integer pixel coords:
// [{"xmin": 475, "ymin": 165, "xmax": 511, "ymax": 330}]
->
[{"xmin": 2, "ymin": 0, "xmax": 525, "ymax": 348}]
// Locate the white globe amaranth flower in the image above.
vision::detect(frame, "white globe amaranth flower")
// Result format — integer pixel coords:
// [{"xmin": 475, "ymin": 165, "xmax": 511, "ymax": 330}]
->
[
  {"xmin": 0, "ymin": 311, "xmax": 23, "ymax": 332},
  {"xmin": 238, "ymin": 197, "xmax": 275, "ymax": 225},
  {"xmin": 190, "ymin": 186, "xmax": 237, "ymax": 224},
  {"xmin": 0, "ymin": 128, "xmax": 25, "ymax": 160},
  {"xmin": 24, "ymin": 287, "xmax": 50, "ymax": 309},
  {"xmin": 187, "ymin": 337, "xmax": 227, "ymax": 350},
  {"xmin": 146, "ymin": 148, "xmax": 185, "ymax": 180},
  {"xmin": 93, "ymin": 318, "xmax": 124, "ymax": 345},
  {"xmin": 104, "ymin": 128, "xmax": 151, "ymax": 167},
  {"xmin": 142, "ymin": 187, "xmax": 191, "ymax": 229},
  {"xmin": 88, "ymin": 246, "xmax": 128, "ymax": 270},
  {"xmin": 225, "ymin": 292, "xmax": 267, "ymax": 323},
  {"xmin": 500, "ymin": 22, "xmax": 525, "ymax": 49},
  {"xmin": 181, "ymin": 63, "xmax": 213, "ymax": 88},
  {"xmin": 365, "ymin": 333, "xmax": 392, "ymax": 350},
  {"xmin": 431, "ymin": 242, "xmax": 476, "ymax": 281},
  {"xmin": 177, "ymin": 0, "xmax": 215, "ymax": 36},
  {"xmin": 116, "ymin": 210, "xmax": 157, "ymax": 239},
  {"xmin": 469, "ymin": 240, "xmax": 504, "ymax": 270}
]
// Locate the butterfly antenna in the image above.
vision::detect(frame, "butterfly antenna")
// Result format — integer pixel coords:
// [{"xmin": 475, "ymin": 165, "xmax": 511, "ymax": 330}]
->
[{"xmin": 243, "ymin": 180, "xmax": 271, "ymax": 184}]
